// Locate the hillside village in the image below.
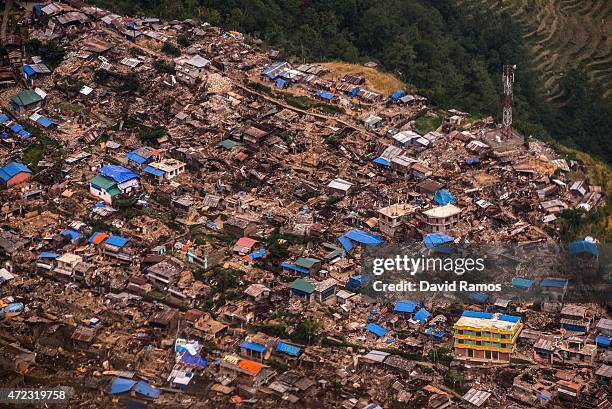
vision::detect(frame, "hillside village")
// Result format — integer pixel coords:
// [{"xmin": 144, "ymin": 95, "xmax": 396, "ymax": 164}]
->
[{"xmin": 0, "ymin": 1, "xmax": 610, "ymax": 408}]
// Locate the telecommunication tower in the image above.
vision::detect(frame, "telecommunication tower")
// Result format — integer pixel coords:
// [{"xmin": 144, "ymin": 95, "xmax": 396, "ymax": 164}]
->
[{"xmin": 502, "ymin": 64, "xmax": 515, "ymax": 139}]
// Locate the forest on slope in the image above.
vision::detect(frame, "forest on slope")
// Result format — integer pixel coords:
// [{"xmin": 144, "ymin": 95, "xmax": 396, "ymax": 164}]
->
[{"xmin": 90, "ymin": 0, "xmax": 612, "ymax": 164}]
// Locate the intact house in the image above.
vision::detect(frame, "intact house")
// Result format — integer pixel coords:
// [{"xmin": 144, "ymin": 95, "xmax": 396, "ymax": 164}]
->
[
  {"xmin": 143, "ymin": 158, "xmax": 187, "ymax": 182},
  {"xmin": 377, "ymin": 203, "xmax": 415, "ymax": 239},
  {"xmin": 289, "ymin": 277, "xmax": 337, "ymax": 303},
  {"xmin": 0, "ymin": 162, "xmax": 32, "ymax": 188},
  {"xmin": 125, "ymin": 146, "xmax": 162, "ymax": 168},
  {"xmin": 54, "ymin": 253, "xmax": 84, "ymax": 279},
  {"xmin": 419, "ymin": 204, "xmax": 462, "ymax": 233},
  {"xmin": 89, "ymin": 165, "xmax": 139, "ymax": 204},
  {"xmin": 453, "ymin": 311, "xmax": 523, "ymax": 363},
  {"xmin": 327, "ymin": 178, "xmax": 353, "ymax": 197},
  {"xmin": 10, "ymin": 89, "xmax": 45, "ymax": 115},
  {"xmin": 175, "ymin": 54, "xmax": 210, "ymax": 85},
  {"xmin": 223, "ymin": 216, "xmax": 257, "ymax": 237}
]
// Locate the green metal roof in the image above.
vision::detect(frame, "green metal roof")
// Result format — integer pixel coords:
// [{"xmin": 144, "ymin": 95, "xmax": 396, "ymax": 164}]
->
[
  {"xmin": 10, "ymin": 90, "xmax": 43, "ymax": 107},
  {"xmin": 217, "ymin": 139, "xmax": 241, "ymax": 150},
  {"xmin": 295, "ymin": 257, "xmax": 320, "ymax": 269},
  {"xmin": 289, "ymin": 278, "xmax": 315, "ymax": 293},
  {"xmin": 91, "ymin": 175, "xmax": 120, "ymax": 196}
]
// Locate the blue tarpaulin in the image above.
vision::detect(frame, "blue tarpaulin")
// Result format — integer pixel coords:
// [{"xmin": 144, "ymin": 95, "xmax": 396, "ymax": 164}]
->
[
  {"xmin": 23, "ymin": 64, "xmax": 36, "ymax": 77},
  {"xmin": 99, "ymin": 165, "xmax": 138, "ymax": 184},
  {"xmin": 134, "ymin": 381, "xmax": 160, "ymax": 399},
  {"xmin": 275, "ymin": 78, "xmax": 287, "ymax": 88},
  {"xmin": 126, "ymin": 151, "xmax": 147, "ymax": 164},
  {"xmin": 105, "ymin": 236, "xmax": 129, "ymax": 247},
  {"xmin": 512, "ymin": 277, "xmax": 534, "ymax": 289},
  {"xmin": 39, "ymin": 252, "xmax": 60, "ymax": 259},
  {"xmin": 414, "ymin": 308, "xmax": 430, "ymax": 323},
  {"xmin": 434, "ymin": 189, "xmax": 457, "ymax": 205},
  {"xmin": 498, "ymin": 314, "xmax": 521, "ymax": 323},
  {"xmin": 469, "ymin": 292, "xmax": 489, "ymax": 303},
  {"xmin": 248, "ymin": 248, "xmax": 265, "ymax": 260},
  {"xmin": 568, "ymin": 240, "xmax": 599, "ymax": 257},
  {"xmin": 596, "ymin": 335, "xmax": 611, "ymax": 347},
  {"xmin": 423, "ymin": 233, "xmax": 453, "ymax": 249},
  {"xmin": 240, "ymin": 341, "xmax": 266, "ymax": 353},
  {"xmin": 338, "ymin": 235, "xmax": 354, "ymax": 252},
  {"xmin": 35, "ymin": 116, "xmax": 53, "ymax": 128},
  {"xmin": 181, "ymin": 353, "xmax": 208, "ymax": 367},
  {"xmin": 18, "ymin": 130, "xmax": 32, "ymax": 138},
  {"xmin": 462, "ymin": 310, "xmax": 493, "ymax": 319},
  {"xmin": 365, "ymin": 323, "xmax": 388, "ymax": 337},
  {"xmin": 10, "ymin": 124, "xmax": 23, "ymax": 133},
  {"xmin": 260, "ymin": 62, "xmax": 286, "ymax": 78},
  {"xmin": 276, "ymin": 341, "xmax": 302, "ymax": 356},
  {"xmin": 541, "ymin": 278, "xmax": 567, "ymax": 288},
  {"xmin": 316, "ymin": 90, "xmax": 336, "ymax": 101},
  {"xmin": 61, "ymin": 229, "xmax": 81, "ymax": 241},
  {"xmin": 109, "ymin": 378, "xmax": 137, "ymax": 395},
  {"xmin": 2, "ymin": 303, "xmax": 24, "ymax": 313},
  {"xmin": 465, "ymin": 157, "xmax": 481, "ymax": 165},
  {"xmin": 339, "ymin": 230, "xmax": 384, "ymax": 253},
  {"xmin": 143, "ymin": 165, "xmax": 165, "ymax": 177},
  {"xmin": 425, "ymin": 327, "xmax": 444, "ymax": 338},
  {"xmin": 348, "ymin": 275, "xmax": 363, "ymax": 288},
  {"xmin": 281, "ymin": 262, "xmax": 310, "ymax": 275},
  {"xmin": 373, "ymin": 157, "xmax": 390, "ymax": 167},
  {"xmin": 394, "ymin": 300, "xmax": 418, "ymax": 314},
  {"xmin": 391, "ymin": 90, "xmax": 405, "ymax": 102},
  {"xmin": 347, "ymin": 86, "xmax": 360, "ymax": 97},
  {"xmin": 0, "ymin": 114, "xmax": 10, "ymax": 124}
]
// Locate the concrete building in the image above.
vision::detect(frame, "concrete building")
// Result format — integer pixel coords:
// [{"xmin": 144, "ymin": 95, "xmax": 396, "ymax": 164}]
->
[
  {"xmin": 377, "ymin": 203, "xmax": 415, "ymax": 239},
  {"xmin": 420, "ymin": 204, "xmax": 462, "ymax": 232},
  {"xmin": 175, "ymin": 54, "xmax": 209, "ymax": 85},
  {"xmin": 453, "ymin": 311, "xmax": 523, "ymax": 363},
  {"xmin": 143, "ymin": 158, "xmax": 186, "ymax": 181}
]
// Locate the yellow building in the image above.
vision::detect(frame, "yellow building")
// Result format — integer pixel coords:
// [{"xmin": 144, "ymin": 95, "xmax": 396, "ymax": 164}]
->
[{"xmin": 453, "ymin": 311, "xmax": 522, "ymax": 363}]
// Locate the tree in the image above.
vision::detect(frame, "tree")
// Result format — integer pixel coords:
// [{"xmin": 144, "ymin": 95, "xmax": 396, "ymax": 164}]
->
[{"xmin": 161, "ymin": 41, "xmax": 181, "ymax": 57}]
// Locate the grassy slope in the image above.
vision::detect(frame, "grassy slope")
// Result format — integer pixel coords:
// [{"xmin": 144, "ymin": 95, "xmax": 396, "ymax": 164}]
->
[{"xmin": 319, "ymin": 62, "xmax": 405, "ymax": 97}]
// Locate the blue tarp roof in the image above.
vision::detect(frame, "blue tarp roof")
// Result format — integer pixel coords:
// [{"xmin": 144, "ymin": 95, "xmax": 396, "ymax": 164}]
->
[
  {"xmin": 10, "ymin": 124, "xmax": 23, "ymax": 133},
  {"xmin": 470, "ymin": 292, "xmax": 489, "ymax": 303},
  {"xmin": 347, "ymin": 86, "xmax": 360, "ymax": 97},
  {"xmin": 0, "ymin": 114, "xmax": 9, "ymax": 124},
  {"xmin": 373, "ymin": 157, "xmax": 390, "ymax": 167},
  {"xmin": 281, "ymin": 262, "xmax": 310, "ymax": 275},
  {"xmin": 276, "ymin": 341, "xmax": 302, "ymax": 356},
  {"xmin": 512, "ymin": 277, "xmax": 534, "ymax": 289},
  {"xmin": 391, "ymin": 90, "xmax": 405, "ymax": 102},
  {"xmin": 126, "ymin": 151, "xmax": 147, "ymax": 164},
  {"xmin": 414, "ymin": 308, "xmax": 430, "ymax": 322},
  {"xmin": 260, "ymin": 62, "xmax": 286, "ymax": 77},
  {"xmin": 275, "ymin": 78, "xmax": 287, "ymax": 88},
  {"xmin": 365, "ymin": 323, "xmax": 388, "ymax": 337},
  {"xmin": 465, "ymin": 157, "xmax": 481, "ymax": 165},
  {"xmin": 134, "ymin": 381, "xmax": 160, "ymax": 399},
  {"xmin": 181, "ymin": 352, "xmax": 208, "ymax": 367},
  {"xmin": 39, "ymin": 252, "xmax": 60, "ymax": 259},
  {"xmin": 143, "ymin": 165, "xmax": 165, "ymax": 177},
  {"xmin": 425, "ymin": 327, "xmax": 444, "ymax": 338},
  {"xmin": 240, "ymin": 341, "xmax": 266, "ymax": 353},
  {"xmin": 35, "ymin": 116, "xmax": 53, "ymax": 128},
  {"xmin": 541, "ymin": 278, "xmax": 567, "ymax": 288},
  {"xmin": 394, "ymin": 300, "xmax": 418, "ymax": 313},
  {"xmin": 99, "ymin": 165, "xmax": 138, "ymax": 184},
  {"xmin": 338, "ymin": 236, "xmax": 353, "ymax": 252},
  {"xmin": 0, "ymin": 132, "xmax": 8, "ymax": 139},
  {"xmin": 248, "ymin": 248, "xmax": 265, "ymax": 260},
  {"xmin": 498, "ymin": 314, "xmax": 521, "ymax": 323},
  {"xmin": 109, "ymin": 378, "xmax": 137, "ymax": 395},
  {"xmin": 23, "ymin": 64, "xmax": 36, "ymax": 77},
  {"xmin": 106, "ymin": 236, "xmax": 129, "ymax": 247},
  {"xmin": 316, "ymin": 90, "xmax": 336, "ymax": 101},
  {"xmin": 61, "ymin": 229, "xmax": 81, "ymax": 241},
  {"xmin": 423, "ymin": 233, "xmax": 453, "ymax": 249},
  {"xmin": 18, "ymin": 130, "xmax": 32, "ymax": 138},
  {"xmin": 596, "ymin": 335, "xmax": 611, "ymax": 347},
  {"xmin": 2, "ymin": 303, "xmax": 24, "ymax": 313},
  {"xmin": 434, "ymin": 189, "xmax": 457, "ymax": 205},
  {"xmin": 339, "ymin": 230, "xmax": 384, "ymax": 252},
  {"xmin": 568, "ymin": 240, "xmax": 599, "ymax": 257},
  {"xmin": 462, "ymin": 310, "xmax": 493, "ymax": 319},
  {"xmin": 348, "ymin": 275, "xmax": 363, "ymax": 288}
]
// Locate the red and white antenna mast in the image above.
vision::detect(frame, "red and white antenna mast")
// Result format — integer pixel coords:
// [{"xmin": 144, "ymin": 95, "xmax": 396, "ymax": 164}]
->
[{"xmin": 502, "ymin": 64, "xmax": 515, "ymax": 139}]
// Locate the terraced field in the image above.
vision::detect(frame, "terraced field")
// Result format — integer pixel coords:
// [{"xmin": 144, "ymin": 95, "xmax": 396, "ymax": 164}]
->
[{"xmin": 457, "ymin": 0, "xmax": 612, "ymax": 102}]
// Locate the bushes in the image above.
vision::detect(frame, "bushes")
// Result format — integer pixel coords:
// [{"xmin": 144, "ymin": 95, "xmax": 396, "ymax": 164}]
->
[
  {"xmin": 162, "ymin": 41, "xmax": 181, "ymax": 56},
  {"xmin": 153, "ymin": 59, "xmax": 175, "ymax": 73}
]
